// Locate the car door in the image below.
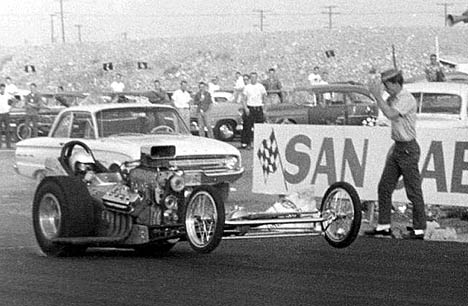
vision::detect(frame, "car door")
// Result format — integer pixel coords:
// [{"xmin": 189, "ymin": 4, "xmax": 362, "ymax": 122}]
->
[
  {"xmin": 267, "ymin": 89, "xmax": 311, "ymax": 124},
  {"xmin": 345, "ymin": 91, "xmax": 377, "ymax": 125},
  {"xmin": 309, "ymin": 91, "xmax": 346, "ymax": 124}
]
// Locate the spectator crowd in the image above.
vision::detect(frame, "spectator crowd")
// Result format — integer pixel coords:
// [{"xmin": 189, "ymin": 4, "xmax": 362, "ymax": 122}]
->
[{"xmin": 1, "ymin": 27, "xmax": 468, "ymax": 94}]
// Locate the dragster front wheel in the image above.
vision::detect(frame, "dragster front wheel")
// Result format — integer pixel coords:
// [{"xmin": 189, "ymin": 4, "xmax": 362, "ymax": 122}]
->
[
  {"xmin": 185, "ymin": 186, "xmax": 225, "ymax": 253},
  {"xmin": 320, "ymin": 182, "xmax": 362, "ymax": 248}
]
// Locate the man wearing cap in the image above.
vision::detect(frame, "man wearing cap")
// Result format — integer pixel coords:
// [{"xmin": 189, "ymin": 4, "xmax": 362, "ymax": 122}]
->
[{"xmin": 366, "ymin": 68, "xmax": 427, "ymax": 240}]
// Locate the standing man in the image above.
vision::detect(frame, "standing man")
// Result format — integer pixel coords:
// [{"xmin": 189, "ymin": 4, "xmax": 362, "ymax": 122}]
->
[
  {"xmin": 424, "ymin": 54, "xmax": 445, "ymax": 82},
  {"xmin": 193, "ymin": 82, "xmax": 214, "ymax": 138},
  {"xmin": 240, "ymin": 72, "xmax": 267, "ymax": 149},
  {"xmin": 172, "ymin": 80, "xmax": 192, "ymax": 128},
  {"xmin": 110, "ymin": 73, "xmax": 125, "ymax": 92},
  {"xmin": 308, "ymin": 66, "xmax": 323, "ymax": 85},
  {"xmin": 148, "ymin": 80, "xmax": 170, "ymax": 104},
  {"xmin": 262, "ymin": 68, "xmax": 283, "ymax": 104},
  {"xmin": 24, "ymin": 83, "xmax": 44, "ymax": 138},
  {"xmin": 233, "ymin": 71, "xmax": 245, "ymax": 104},
  {"xmin": 0, "ymin": 84, "xmax": 13, "ymax": 148},
  {"xmin": 208, "ymin": 76, "xmax": 220, "ymax": 95},
  {"xmin": 366, "ymin": 68, "xmax": 427, "ymax": 240}
]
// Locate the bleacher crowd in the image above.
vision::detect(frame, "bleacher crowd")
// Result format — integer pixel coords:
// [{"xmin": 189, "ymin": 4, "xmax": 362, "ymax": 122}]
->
[{"xmin": 1, "ymin": 27, "xmax": 468, "ymax": 94}]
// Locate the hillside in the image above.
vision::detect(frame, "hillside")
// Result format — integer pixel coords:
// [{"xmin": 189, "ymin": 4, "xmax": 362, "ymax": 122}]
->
[{"xmin": 1, "ymin": 27, "xmax": 468, "ymax": 91}]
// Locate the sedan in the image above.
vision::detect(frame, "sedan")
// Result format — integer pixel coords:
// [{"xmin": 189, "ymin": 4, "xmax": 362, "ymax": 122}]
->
[
  {"xmin": 265, "ymin": 84, "xmax": 378, "ymax": 126},
  {"xmin": 14, "ymin": 96, "xmax": 243, "ymax": 191}
]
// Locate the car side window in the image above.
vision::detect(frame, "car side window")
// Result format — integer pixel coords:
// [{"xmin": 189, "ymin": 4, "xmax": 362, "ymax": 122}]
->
[
  {"xmin": 420, "ymin": 93, "xmax": 461, "ymax": 114},
  {"xmin": 52, "ymin": 112, "xmax": 72, "ymax": 138},
  {"xmin": 327, "ymin": 92, "xmax": 345, "ymax": 106},
  {"xmin": 290, "ymin": 90, "xmax": 315, "ymax": 105},
  {"xmin": 348, "ymin": 92, "xmax": 375, "ymax": 104},
  {"xmin": 70, "ymin": 112, "xmax": 95, "ymax": 139}
]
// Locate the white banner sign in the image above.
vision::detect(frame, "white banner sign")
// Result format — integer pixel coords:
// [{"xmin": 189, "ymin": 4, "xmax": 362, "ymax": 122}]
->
[{"xmin": 253, "ymin": 124, "xmax": 468, "ymax": 207}]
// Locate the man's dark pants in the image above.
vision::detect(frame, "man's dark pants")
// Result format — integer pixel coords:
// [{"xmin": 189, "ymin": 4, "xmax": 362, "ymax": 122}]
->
[
  {"xmin": 378, "ymin": 140, "xmax": 426, "ymax": 230},
  {"xmin": 0, "ymin": 113, "xmax": 11, "ymax": 148},
  {"xmin": 241, "ymin": 106, "xmax": 264, "ymax": 146}
]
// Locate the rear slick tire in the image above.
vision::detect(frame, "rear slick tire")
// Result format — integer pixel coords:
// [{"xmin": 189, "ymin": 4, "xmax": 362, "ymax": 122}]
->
[{"xmin": 32, "ymin": 176, "xmax": 94, "ymax": 256}]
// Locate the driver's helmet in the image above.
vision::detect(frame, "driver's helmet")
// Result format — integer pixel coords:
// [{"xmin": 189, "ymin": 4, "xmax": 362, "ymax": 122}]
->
[{"xmin": 69, "ymin": 151, "xmax": 96, "ymax": 174}]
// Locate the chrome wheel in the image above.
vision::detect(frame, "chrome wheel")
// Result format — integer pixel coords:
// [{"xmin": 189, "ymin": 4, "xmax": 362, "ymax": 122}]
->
[
  {"xmin": 218, "ymin": 123, "xmax": 234, "ymax": 139},
  {"xmin": 38, "ymin": 193, "xmax": 62, "ymax": 239},
  {"xmin": 320, "ymin": 182, "xmax": 361, "ymax": 248},
  {"xmin": 16, "ymin": 122, "xmax": 31, "ymax": 140},
  {"xmin": 214, "ymin": 121, "xmax": 235, "ymax": 141},
  {"xmin": 185, "ymin": 188, "xmax": 224, "ymax": 253}
]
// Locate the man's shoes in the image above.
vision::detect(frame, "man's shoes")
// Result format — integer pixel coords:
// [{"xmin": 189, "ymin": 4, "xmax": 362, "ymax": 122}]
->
[
  {"xmin": 401, "ymin": 230, "xmax": 424, "ymax": 240},
  {"xmin": 364, "ymin": 228, "xmax": 394, "ymax": 238},
  {"xmin": 239, "ymin": 144, "xmax": 252, "ymax": 150}
]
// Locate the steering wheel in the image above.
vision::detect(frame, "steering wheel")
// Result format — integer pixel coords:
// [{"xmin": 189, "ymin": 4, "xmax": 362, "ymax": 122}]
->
[
  {"xmin": 150, "ymin": 125, "xmax": 175, "ymax": 134},
  {"xmin": 59, "ymin": 140, "xmax": 97, "ymax": 176}
]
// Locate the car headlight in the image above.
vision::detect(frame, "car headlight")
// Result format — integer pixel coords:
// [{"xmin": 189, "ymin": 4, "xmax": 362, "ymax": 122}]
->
[
  {"xmin": 170, "ymin": 174, "xmax": 185, "ymax": 192},
  {"xmin": 224, "ymin": 156, "xmax": 240, "ymax": 170}
]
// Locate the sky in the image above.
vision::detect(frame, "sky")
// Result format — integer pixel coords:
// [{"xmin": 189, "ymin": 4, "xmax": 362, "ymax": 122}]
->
[{"xmin": 1, "ymin": 0, "xmax": 468, "ymax": 46}]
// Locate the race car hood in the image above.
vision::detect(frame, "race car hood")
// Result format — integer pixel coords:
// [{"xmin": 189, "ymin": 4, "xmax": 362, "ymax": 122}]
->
[{"xmin": 99, "ymin": 134, "xmax": 241, "ymax": 159}]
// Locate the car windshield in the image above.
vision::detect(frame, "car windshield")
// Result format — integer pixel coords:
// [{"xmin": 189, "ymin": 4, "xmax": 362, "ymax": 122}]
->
[{"xmin": 96, "ymin": 107, "xmax": 190, "ymax": 137}]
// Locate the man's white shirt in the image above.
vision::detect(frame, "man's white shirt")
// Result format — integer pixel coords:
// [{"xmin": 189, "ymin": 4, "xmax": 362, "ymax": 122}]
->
[
  {"xmin": 0, "ymin": 94, "xmax": 11, "ymax": 114},
  {"xmin": 5, "ymin": 84, "xmax": 18, "ymax": 96},
  {"xmin": 111, "ymin": 81, "xmax": 125, "ymax": 92},
  {"xmin": 172, "ymin": 89, "xmax": 191, "ymax": 108},
  {"xmin": 234, "ymin": 77, "xmax": 245, "ymax": 91},
  {"xmin": 243, "ymin": 83, "xmax": 266, "ymax": 107},
  {"xmin": 308, "ymin": 73, "xmax": 322, "ymax": 85}
]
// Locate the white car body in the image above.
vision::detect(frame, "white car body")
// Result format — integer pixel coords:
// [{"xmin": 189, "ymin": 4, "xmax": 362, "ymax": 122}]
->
[
  {"xmin": 378, "ymin": 82, "xmax": 468, "ymax": 129},
  {"xmin": 14, "ymin": 103, "xmax": 243, "ymax": 182}
]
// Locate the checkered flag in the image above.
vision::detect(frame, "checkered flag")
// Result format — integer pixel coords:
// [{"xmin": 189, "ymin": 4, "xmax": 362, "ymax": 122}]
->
[
  {"xmin": 256, "ymin": 129, "xmax": 288, "ymax": 191},
  {"xmin": 257, "ymin": 129, "xmax": 280, "ymax": 181}
]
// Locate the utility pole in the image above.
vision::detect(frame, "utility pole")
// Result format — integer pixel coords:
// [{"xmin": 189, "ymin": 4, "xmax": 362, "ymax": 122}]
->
[
  {"xmin": 322, "ymin": 5, "xmax": 340, "ymax": 29},
  {"xmin": 75, "ymin": 24, "xmax": 82, "ymax": 43},
  {"xmin": 59, "ymin": 0, "xmax": 65, "ymax": 42},
  {"xmin": 437, "ymin": 2, "xmax": 454, "ymax": 26},
  {"xmin": 49, "ymin": 14, "xmax": 55, "ymax": 43},
  {"xmin": 253, "ymin": 9, "xmax": 269, "ymax": 32}
]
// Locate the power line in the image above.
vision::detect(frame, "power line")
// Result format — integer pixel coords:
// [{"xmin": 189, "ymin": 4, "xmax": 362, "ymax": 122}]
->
[
  {"xmin": 437, "ymin": 2, "xmax": 454, "ymax": 26},
  {"xmin": 322, "ymin": 6, "xmax": 340, "ymax": 29}
]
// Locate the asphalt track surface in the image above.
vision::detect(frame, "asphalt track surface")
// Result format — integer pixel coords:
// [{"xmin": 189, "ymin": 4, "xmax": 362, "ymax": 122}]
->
[{"xmin": 0, "ymin": 149, "xmax": 467, "ymax": 306}]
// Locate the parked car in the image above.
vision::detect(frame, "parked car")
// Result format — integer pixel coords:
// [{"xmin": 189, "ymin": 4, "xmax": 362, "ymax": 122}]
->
[
  {"xmin": 189, "ymin": 90, "xmax": 242, "ymax": 141},
  {"xmin": 14, "ymin": 99, "xmax": 243, "ymax": 200},
  {"xmin": 406, "ymin": 71, "xmax": 468, "ymax": 84},
  {"xmin": 391, "ymin": 82, "xmax": 468, "ymax": 129},
  {"xmin": 9, "ymin": 92, "xmax": 86, "ymax": 141},
  {"xmin": 265, "ymin": 84, "xmax": 378, "ymax": 126}
]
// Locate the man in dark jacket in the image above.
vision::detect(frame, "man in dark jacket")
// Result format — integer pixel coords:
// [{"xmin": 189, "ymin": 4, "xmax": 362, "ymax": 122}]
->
[
  {"xmin": 24, "ymin": 83, "xmax": 45, "ymax": 138},
  {"xmin": 262, "ymin": 68, "xmax": 283, "ymax": 104},
  {"xmin": 193, "ymin": 82, "xmax": 213, "ymax": 138},
  {"xmin": 148, "ymin": 80, "xmax": 171, "ymax": 104}
]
